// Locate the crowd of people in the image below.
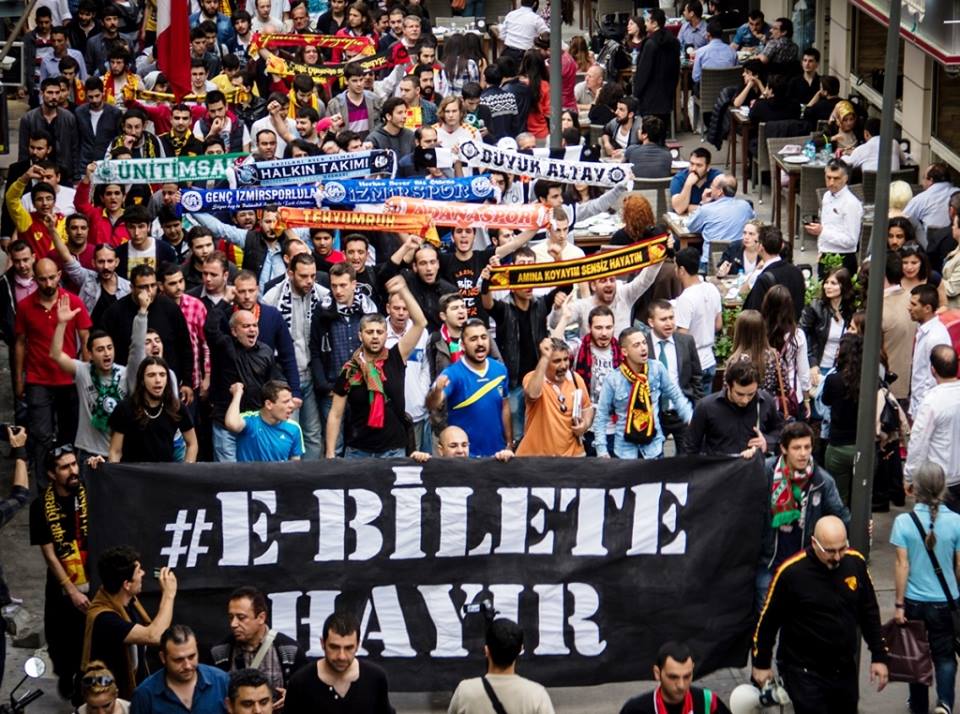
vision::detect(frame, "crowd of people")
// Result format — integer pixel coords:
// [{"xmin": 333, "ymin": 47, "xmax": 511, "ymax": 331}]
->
[{"xmin": 0, "ymin": 0, "xmax": 959, "ymax": 711}]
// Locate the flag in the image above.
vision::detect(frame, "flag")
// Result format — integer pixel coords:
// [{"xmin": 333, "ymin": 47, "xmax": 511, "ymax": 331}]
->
[{"xmin": 156, "ymin": 0, "xmax": 190, "ymax": 98}]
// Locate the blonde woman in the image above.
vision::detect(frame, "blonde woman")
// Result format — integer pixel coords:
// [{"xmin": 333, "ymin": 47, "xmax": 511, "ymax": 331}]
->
[
  {"xmin": 76, "ymin": 661, "xmax": 130, "ymax": 714},
  {"xmin": 888, "ymin": 180, "xmax": 914, "ymax": 218}
]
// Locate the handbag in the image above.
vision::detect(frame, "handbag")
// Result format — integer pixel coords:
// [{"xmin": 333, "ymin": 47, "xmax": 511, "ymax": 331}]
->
[
  {"xmin": 773, "ymin": 346, "xmax": 799, "ymax": 420},
  {"xmin": 909, "ymin": 511, "xmax": 960, "ymax": 655},
  {"xmin": 880, "ymin": 618, "xmax": 933, "ymax": 685}
]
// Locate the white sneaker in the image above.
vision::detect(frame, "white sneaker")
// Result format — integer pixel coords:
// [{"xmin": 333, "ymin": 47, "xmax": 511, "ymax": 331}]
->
[{"xmin": 934, "ymin": 702, "xmax": 951, "ymax": 714}]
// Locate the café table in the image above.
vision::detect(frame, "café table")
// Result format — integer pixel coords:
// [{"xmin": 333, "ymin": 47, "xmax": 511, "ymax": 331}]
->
[
  {"xmin": 771, "ymin": 153, "xmax": 826, "ymax": 243},
  {"xmin": 727, "ymin": 108, "xmax": 752, "ymax": 194},
  {"xmin": 663, "ymin": 211, "xmax": 703, "ymax": 251}
]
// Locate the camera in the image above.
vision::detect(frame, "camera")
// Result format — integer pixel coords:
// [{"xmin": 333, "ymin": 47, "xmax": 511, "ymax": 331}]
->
[{"xmin": 462, "ymin": 598, "xmax": 497, "ymax": 623}]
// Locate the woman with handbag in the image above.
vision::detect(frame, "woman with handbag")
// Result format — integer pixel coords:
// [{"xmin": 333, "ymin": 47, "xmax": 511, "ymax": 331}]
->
[{"xmin": 891, "ymin": 461, "xmax": 960, "ymax": 714}]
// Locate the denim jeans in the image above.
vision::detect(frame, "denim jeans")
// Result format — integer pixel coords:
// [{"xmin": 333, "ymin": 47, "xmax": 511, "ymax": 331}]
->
[
  {"xmin": 212, "ymin": 423, "xmax": 237, "ymax": 463},
  {"xmin": 294, "ymin": 374, "xmax": 323, "ymax": 461},
  {"xmin": 905, "ymin": 598, "xmax": 957, "ymax": 712},
  {"xmin": 701, "ymin": 366, "xmax": 717, "ymax": 393},
  {"xmin": 26, "ymin": 383, "xmax": 78, "ymax": 487},
  {"xmin": 344, "ymin": 447, "xmax": 406, "ymax": 459}
]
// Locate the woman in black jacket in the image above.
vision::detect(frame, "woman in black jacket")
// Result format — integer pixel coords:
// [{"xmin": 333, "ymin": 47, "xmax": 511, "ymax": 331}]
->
[
  {"xmin": 800, "ymin": 266, "xmax": 855, "ymax": 389},
  {"xmin": 820, "ymin": 333, "xmax": 863, "ymax": 506}
]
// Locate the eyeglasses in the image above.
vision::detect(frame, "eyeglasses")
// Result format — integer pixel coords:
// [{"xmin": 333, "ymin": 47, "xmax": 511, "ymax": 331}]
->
[
  {"xmin": 82, "ymin": 674, "xmax": 115, "ymax": 688},
  {"xmin": 811, "ymin": 536, "xmax": 848, "ymax": 557}
]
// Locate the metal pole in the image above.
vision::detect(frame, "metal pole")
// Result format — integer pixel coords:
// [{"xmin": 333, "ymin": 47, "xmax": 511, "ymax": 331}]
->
[
  {"xmin": 549, "ymin": 2, "xmax": 563, "ymax": 150},
  {"xmin": 849, "ymin": 0, "xmax": 902, "ymax": 555}
]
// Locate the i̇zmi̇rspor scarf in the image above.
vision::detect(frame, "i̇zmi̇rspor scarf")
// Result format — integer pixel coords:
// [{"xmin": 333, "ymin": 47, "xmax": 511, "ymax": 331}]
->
[
  {"xmin": 619, "ymin": 361, "xmax": 655, "ymax": 445},
  {"xmin": 342, "ymin": 347, "xmax": 389, "ymax": 428}
]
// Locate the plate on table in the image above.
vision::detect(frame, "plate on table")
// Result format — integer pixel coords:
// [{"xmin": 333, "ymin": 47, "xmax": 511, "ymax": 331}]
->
[
  {"xmin": 784, "ymin": 155, "xmax": 810, "ymax": 165},
  {"xmin": 671, "ymin": 160, "xmax": 690, "ymax": 170}
]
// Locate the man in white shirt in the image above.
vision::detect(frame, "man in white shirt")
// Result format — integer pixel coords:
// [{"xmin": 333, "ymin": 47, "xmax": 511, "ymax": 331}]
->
[
  {"xmin": 905, "ymin": 345, "xmax": 960, "ymax": 504},
  {"xmin": 903, "ymin": 162, "xmax": 960, "ymax": 249},
  {"xmin": 804, "ymin": 159, "xmax": 863, "ymax": 278},
  {"xmin": 909, "ymin": 283, "xmax": 952, "ymax": 417},
  {"xmin": 842, "ymin": 117, "xmax": 903, "ymax": 173},
  {"xmin": 385, "ymin": 289, "xmax": 431, "ymax": 451},
  {"xmin": 672, "ymin": 247, "xmax": 722, "ymax": 387},
  {"xmin": 500, "ymin": 0, "xmax": 548, "ymax": 62}
]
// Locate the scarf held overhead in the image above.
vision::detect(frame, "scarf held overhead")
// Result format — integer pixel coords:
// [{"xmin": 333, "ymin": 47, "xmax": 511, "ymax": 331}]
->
[
  {"xmin": 92, "ymin": 154, "xmax": 245, "ymax": 184},
  {"xmin": 264, "ymin": 52, "xmax": 390, "ymax": 82},
  {"xmin": 487, "ymin": 236, "xmax": 668, "ymax": 290},
  {"xmin": 181, "ymin": 185, "xmax": 321, "ymax": 211},
  {"xmin": 319, "ymin": 176, "xmax": 497, "ymax": 205},
  {"xmin": 385, "ymin": 196, "xmax": 550, "ymax": 230},
  {"xmin": 235, "ymin": 150, "xmax": 397, "ymax": 186},
  {"xmin": 458, "ymin": 139, "xmax": 634, "ymax": 187},
  {"xmin": 249, "ymin": 32, "xmax": 375, "ymax": 57},
  {"xmin": 279, "ymin": 207, "xmax": 434, "ymax": 240}
]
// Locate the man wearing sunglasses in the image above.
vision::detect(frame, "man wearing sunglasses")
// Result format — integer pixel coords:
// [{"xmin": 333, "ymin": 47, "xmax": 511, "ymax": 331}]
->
[{"xmin": 752, "ymin": 515, "xmax": 889, "ymax": 713}]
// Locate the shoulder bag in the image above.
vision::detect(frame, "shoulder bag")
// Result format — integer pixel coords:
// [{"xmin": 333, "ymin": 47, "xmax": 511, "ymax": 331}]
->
[
  {"xmin": 481, "ymin": 676, "xmax": 509, "ymax": 714},
  {"xmin": 909, "ymin": 511, "xmax": 960, "ymax": 655}
]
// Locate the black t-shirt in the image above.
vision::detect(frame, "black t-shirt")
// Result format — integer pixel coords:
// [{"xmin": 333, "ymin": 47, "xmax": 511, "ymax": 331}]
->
[
  {"xmin": 333, "ymin": 345, "xmax": 407, "ymax": 453},
  {"xmin": 821, "ymin": 372, "xmax": 858, "ymax": 445},
  {"xmin": 284, "ymin": 660, "xmax": 393, "ymax": 714},
  {"xmin": 619, "ymin": 688, "xmax": 731, "ymax": 714},
  {"xmin": 91, "ymin": 290, "xmax": 119, "ymax": 328},
  {"xmin": 108, "ymin": 397, "xmax": 194, "ymax": 463},
  {"xmin": 29, "ymin": 490, "xmax": 79, "ymax": 589},
  {"xmin": 440, "ymin": 248, "xmax": 494, "ymax": 322},
  {"xmin": 89, "ymin": 607, "xmax": 147, "ymax": 700},
  {"xmin": 516, "ymin": 306, "xmax": 538, "ymax": 380}
]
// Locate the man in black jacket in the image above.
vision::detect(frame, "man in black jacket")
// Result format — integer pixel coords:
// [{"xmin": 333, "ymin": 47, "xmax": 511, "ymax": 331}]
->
[
  {"xmin": 101, "ymin": 264, "xmax": 196, "ymax": 395},
  {"xmin": 205, "ymin": 308, "xmax": 284, "ymax": 462},
  {"xmin": 742, "ymin": 225, "xmax": 806, "ymax": 320},
  {"xmin": 76, "ymin": 78, "xmax": 122, "ymax": 170},
  {"xmin": 752, "ymin": 516, "xmax": 889, "ymax": 713},
  {"xmin": 632, "ymin": 9, "xmax": 681, "ymax": 128},
  {"xmin": 379, "ymin": 236, "xmax": 456, "ymax": 332},
  {"xmin": 684, "ymin": 358, "xmax": 783, "ymax": 456},
  {"xmin": 211, "ymin": 586, "xmax": 307, "ymax": 703},
  {"xmin": 619, "ymin": 641, "xmax": 730, "ymax": 714}
]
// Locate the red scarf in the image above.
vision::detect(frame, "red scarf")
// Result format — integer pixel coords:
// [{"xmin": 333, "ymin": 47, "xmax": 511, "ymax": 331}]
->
[
  {"xmin": 441, "ymin": 324, "xmax": 462, "ymax": 363},
  {"xmin": 654, "ymin": 686, "xmax": 717, "ymax": 714},
  {"xmin": 342, "ymin": 348, "xmax": 389, "ymax": 428}
]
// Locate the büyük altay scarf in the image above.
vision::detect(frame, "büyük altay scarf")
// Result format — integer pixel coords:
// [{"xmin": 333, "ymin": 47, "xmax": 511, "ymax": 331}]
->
[
  {"xmin": 619, "ymin": 361, "xmax": 655, "ymax": 445},
  {"xmin": 341, "ymin": 347, "xmax": 389, "ymax": 428},
  {"xmin": 770, "ymin": 455, "xmax": 814, "ymax": 528}
]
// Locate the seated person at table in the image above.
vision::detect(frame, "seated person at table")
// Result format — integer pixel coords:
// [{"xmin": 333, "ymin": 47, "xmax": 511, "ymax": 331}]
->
[
  {"xmin": 686, "ymin": 174, "xmax": 756, "ymax": 266},
  {"xmin": 747, "ymin": 76, "xmax": 800, "ymax": 127},
  {"xmin": 841, "ymin": 117, "xmax": 906, "ymax": 171},
  {"xmin": 731, "ymin": 60, "xmax": 767, "ymax": 110},
  {"xmin": 802, "ymin": 74, "xmax": 841, "ymax": 128},
  {"xmin": 730, "ymin": 9, "xmax": 769, "ymax": 51},
  {"xmin": 670, "ymin": 147, "xmax": 722, "ymax": 215},
  {"xmin": 624, "ymin": 116, "xmax": 672, "ymax": 179},
  {"xmin": 826, "ymin": 100, "xmax": 863, "ymax": 152}
]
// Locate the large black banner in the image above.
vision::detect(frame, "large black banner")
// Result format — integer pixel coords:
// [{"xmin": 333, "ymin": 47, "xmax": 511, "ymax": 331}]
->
[{"xmin": 88, "ymin": 456, "xmax": 767, "ymax": 690}]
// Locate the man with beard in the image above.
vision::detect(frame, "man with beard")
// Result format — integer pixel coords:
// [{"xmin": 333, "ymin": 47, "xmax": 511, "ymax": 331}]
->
[
  {"xmin": 325, "ymin": 277, "xmax": 427, "ymax": 459},
  {"xmin": 18, "ymin": 78, "xmax": 79, "ymax": 180},
  {"xmin": 193, "ymin": 205, "xmax": 289, "ymax": 289},
  {"xmin": 55, "ymin": 238, "xmax": 130, "ymax": 327},
  {"xmin": 380, "ymin": 237, "xmax": 456, "ymax": 332},
  {"xmin": 284, "ymin": 612, "xmax": 393, "ymax": 714},
  {"xmin": 752, "ymin": 516, "xmax": 888, "ymax": 713},
  {"xmin": 595, "ymin": 327, "xmax": 692, "ymax": 460},
  {"xmin": 158, "ymin": 263, "xmax": 209, "ymax": 403},
  {"xmin": 426, "ymin": 319, "xmax": 511, "ymax": 457},
  {"xmin": 396, "ymin": 74, "xmax": 436, "ymax": 130},
  {"xmin": 601, "ymin": 97, "xmax": 642, "ymax": 159},
  {"xmin": 77, "ymin": 79, "xmax": 123, "ymax": 171},
  {"xmin": 516, "ymin": 337, "xmax": 592, "ymax": 457},
  {"xmin": 15, "ymin": 258, "xmax": 91, "ymax": 482},
  {"xmin": 2, "ymin": 131, "xmax": 54, "ymax": 248},
  {"xmin": 206, "ymin": 308, "xmax": 285, "ymax": 462},
  {"xmin": 130, "ymin": 625, "xmax": 230, "ymax": 714},
  {"xmin": 159, "ymin": 104, "xmax": 205, "ymax": 158},
  {"xmin": 84, "ymin": 5, "xmax": 123, "ymax": 78},
  {"xmin": 0, "ymin": 241, "xmax": 37, "ymax": 354},
  {"xmin": 618, "ymin": 641, "xmax": 730, "ymax": 714},
  {"xmin": 29, "ymin": 443, "xmax": 91, "ymax": 701},
  {"xmin": 212, "ymin": 587, "xmax": 307, "ymax": 703},
  {"xmin": 342, "ymin": 234, "xmax": 380, "ymax": 305}
]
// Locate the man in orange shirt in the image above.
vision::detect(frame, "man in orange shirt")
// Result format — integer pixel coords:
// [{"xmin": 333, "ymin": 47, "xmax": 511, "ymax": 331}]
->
[{"xmin": 516, "ymin": 337, "xmax": 593, "ymax": 457}]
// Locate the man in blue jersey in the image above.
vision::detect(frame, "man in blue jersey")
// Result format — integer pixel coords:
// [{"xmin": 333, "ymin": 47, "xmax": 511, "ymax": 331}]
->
[
  {"xmin": 224, "ymin": 380, "xmax": 304, "ymax": 462},
  {"xmin": 426, "ymin": 319, "xmax": 513, "ymax": 457}
]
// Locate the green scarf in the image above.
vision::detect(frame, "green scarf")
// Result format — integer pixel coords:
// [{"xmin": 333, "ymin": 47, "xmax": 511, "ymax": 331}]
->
[
  {"xmin": 770, "ymin": 456, "xmax": 814, "ymax": 528},
  {"xmin": 90, "ymin": 364, "xmax": 123, "ymax": 434},
  {"xmin": 341, "ymin": 347, "xmax": 389, "ymax": 428}
]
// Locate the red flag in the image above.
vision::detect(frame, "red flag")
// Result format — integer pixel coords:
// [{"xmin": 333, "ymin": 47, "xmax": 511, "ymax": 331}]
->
[{"xmin": 156, "ymin": 0, "xmax": 191, "ymax": 98}]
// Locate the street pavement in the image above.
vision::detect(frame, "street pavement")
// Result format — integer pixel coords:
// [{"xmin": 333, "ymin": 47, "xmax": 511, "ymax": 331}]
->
[{"xmin": 0, "ymin": 96, "xmax": 922, "ymax": 713}]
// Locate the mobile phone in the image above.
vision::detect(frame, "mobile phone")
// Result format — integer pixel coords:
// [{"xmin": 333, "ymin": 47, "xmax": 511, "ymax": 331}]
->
[{"xmin": 152, "ymin": 567, "xmax": 163, "ymax": 578}]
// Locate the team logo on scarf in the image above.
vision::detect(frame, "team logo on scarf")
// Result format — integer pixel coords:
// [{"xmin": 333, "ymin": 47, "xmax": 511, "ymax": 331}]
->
[
  {"xmin": 181, "ymin": 186, "xmax": 321, "ymax": 212},
  {"xmin": 235, "ymin": 150, "xmax": 396, "ymax": 186},
  {"xmin": 385, "ymin": 196, "xmax": 550, "ymax": 229},
  {"xmin": 458, "ymin": 139, "xmax": 632, "ymax": 187},
  {"xmin": 319, "ymin": 177, "xmax": 496, "ymax": 205},
  {"xmin": 92, "ymin": 154, "xmax": 246, "ymax": 184}
]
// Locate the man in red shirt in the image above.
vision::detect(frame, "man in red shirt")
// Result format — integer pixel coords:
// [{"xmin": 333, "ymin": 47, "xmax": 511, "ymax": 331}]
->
[{"xmin": 14, "ymin": 257, "xmax": 91, "ymax": 484}]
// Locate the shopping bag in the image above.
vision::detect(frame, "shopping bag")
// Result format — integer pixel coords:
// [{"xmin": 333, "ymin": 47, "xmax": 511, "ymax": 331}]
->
[{"xmin": 881, "ymin": 619, "xmax": 934, "ymax": 686}]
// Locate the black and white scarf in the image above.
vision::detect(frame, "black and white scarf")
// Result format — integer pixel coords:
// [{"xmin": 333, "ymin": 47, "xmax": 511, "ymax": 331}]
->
[{"xmin": 276, "ymin": 279, "xmax": 330, "ymax": 332}]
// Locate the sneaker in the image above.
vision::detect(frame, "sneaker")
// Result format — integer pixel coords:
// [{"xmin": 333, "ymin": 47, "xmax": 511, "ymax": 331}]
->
[{"xmin": 934, "ymin": 702, "xmax": 951, "ymax": 714}]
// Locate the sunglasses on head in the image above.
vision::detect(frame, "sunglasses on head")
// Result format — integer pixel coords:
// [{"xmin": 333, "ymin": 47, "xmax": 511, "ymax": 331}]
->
[{"xmin": 82, "ymin": 674, "xmax": 115, "ymax": 688}]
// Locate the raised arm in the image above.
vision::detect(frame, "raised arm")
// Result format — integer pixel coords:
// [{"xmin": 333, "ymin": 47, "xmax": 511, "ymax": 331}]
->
[
  {"xmin": 49, "ymin": 295, "xmax": 82, "ymax": 377},
  {"xmin": 224, "ymin": 382, "xmax": 246, "ymax": 433},
  {"xmin": 493, "ymin": 228, "xmax": 538, "ymax": 259},
  {"xmin": 387, "ymin": 275, "xmax": 426, "ymax": 361},
  {"xmin": 525, "ymin": 338, "xmax": 554, "ymax": 401}
]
